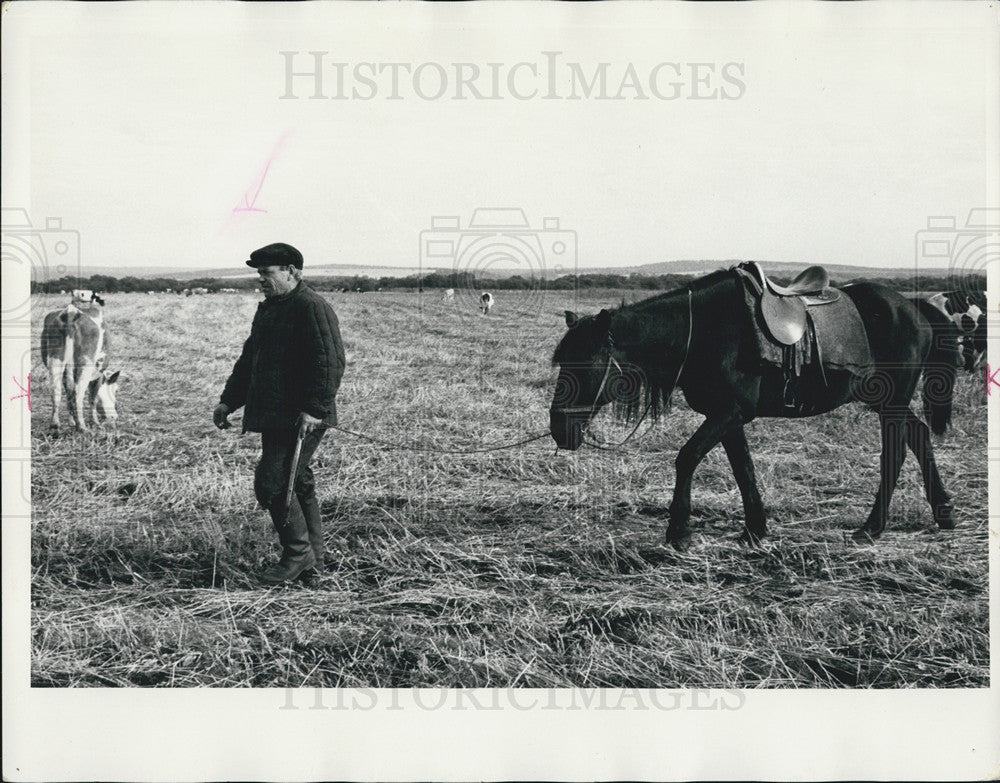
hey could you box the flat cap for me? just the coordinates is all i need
[246,243,304,269]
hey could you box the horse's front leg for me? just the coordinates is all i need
[721,425,767,545]
[666,414,738,550]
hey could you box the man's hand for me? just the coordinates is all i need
[213,403,232,430]
[297,412,323,435]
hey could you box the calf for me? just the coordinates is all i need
[480,291,494,316]
[40,293,120,434]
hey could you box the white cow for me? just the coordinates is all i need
[480,291,494,316]
[40,292,120,434]
[443,288,455,302]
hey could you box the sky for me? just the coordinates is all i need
[2,2,998,280]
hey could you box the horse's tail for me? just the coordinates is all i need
[915,298,959,435]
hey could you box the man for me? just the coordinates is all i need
[213,243,346,585]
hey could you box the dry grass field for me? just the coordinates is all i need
[30,288,988,688]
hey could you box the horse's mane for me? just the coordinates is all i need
[610,268,733,422]
[552,268,736,424]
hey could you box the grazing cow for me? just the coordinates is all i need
[480,291,494,316]
[443,288,455,302]
[923,291,985,371]
[40,292,120,434]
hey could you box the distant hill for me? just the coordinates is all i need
[618,259,951,281]
[42,263,435,281]
[40,259,952,281]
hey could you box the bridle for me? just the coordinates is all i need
[554,340,624,423]
[553,289,694,448]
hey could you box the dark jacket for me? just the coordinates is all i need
[220,282,345,432]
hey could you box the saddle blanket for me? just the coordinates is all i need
[740,282,874,378]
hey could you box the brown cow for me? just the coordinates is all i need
[40,292,120,434]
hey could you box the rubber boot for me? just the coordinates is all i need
[261,495,316,585]
[300,495,326,571]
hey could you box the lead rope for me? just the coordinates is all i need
[328,425,551,454]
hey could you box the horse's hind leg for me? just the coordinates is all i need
[854,411,907,541]
[722,426,767,544]
[902,408,955,530]
[666,414,737,549]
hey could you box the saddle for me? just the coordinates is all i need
[737,261,840,345]
[735,262,870,409]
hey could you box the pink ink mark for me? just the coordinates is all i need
[987,363,999,396]
[232,130,294,215]
[11,373,31,411]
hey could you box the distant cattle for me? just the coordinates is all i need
[41,294,119,434]
[480,291,494,316]
[72,289,102,306]
[443,288,455,302]
[191,287,209,295]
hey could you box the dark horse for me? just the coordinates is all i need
[549,269,960,548]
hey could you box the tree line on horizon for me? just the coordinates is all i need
[31,270,985,295]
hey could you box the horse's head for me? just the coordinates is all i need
[550,308,620,450]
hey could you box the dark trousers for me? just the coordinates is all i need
[254,427,327,511]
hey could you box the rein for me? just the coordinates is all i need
[578,288,694,451]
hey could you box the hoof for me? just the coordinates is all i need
[666,532,693,552]
[934,505,956,530]
[851,527,880,544]
[737,529,765,547]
